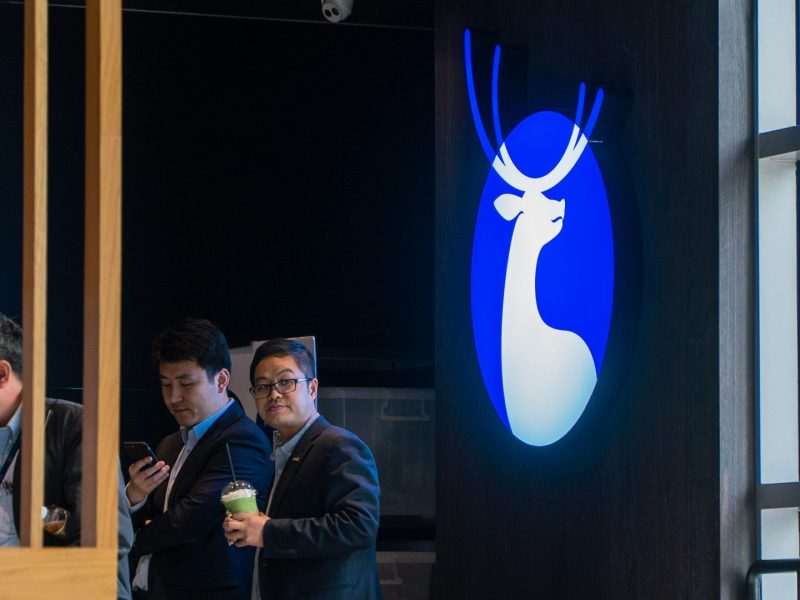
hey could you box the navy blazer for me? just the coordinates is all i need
[130,401,271,599]
[259,415,382,600]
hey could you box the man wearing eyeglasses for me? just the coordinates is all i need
[223,338,382,600]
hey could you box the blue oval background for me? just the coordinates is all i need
[470,110,614,438]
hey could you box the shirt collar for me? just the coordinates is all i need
[181,398,234,447]
[272,412,320,460]
[6,403,22,439]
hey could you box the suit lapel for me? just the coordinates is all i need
[270,416,328,516]
[163,402,244,504]
[11,403,52,536]
[151,432,183,511]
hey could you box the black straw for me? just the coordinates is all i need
[225,442,237,481]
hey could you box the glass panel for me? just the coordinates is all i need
[760,509,799,599]
[759,158,799,483]
[318,387,435,518]
[758,0,797,132]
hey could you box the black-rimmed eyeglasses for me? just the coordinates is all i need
[249,378,312,399]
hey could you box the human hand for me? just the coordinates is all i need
[126,458,170,505]
[223,512,269,548]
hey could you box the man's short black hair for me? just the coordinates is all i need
[249,338,315,385]
[152,318,231,381]
[0,313,23,375]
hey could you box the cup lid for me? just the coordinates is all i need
[221,480,255,494]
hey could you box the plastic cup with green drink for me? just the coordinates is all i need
[221,480,258,515]
[221,442,258,548]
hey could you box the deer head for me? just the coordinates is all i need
[464,29,603,246]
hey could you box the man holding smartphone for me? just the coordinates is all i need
[127,318,271,600]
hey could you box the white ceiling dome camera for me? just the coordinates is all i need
[321,0,353,23]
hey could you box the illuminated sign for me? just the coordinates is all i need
[465,29,614,446]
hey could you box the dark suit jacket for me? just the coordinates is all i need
[12,398,83,545]
[130,401,271,600]
[259,416,382,600]
[12,398,135,599]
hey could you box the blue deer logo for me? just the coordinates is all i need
[465,29,614,446]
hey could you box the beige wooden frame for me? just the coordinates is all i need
[0,0,122,597]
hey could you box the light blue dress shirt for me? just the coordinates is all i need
[266,412,319,515]
[0,403,23,547]
[252,412,319,600]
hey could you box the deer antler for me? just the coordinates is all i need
[464,29,499,166]
[527,84,603,192]
[464,29,604,194]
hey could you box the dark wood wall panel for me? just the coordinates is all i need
[434,0,755,598]
[718,0,757,598]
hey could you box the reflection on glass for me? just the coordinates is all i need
[758,0,797,132]
[758,159,798,484]
[760,509,799,599]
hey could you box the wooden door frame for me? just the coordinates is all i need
[1,0,122,597]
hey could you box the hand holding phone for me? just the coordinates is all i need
[124,442,170,505]
[123,441,159,468]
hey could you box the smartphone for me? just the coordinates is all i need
[123,441,159,468]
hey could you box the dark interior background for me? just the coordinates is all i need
[0,1,434,446]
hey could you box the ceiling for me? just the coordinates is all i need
[45,0,434,30]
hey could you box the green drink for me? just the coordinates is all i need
[221,480,258,514]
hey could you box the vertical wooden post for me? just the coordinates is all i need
[82,0,122,549]
[20,0,48,549]
[2,1,120,594]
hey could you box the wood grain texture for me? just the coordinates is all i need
[5,1,121,595]
[20,0,48,550]
[718,0,757,598]
[0,548,116,599]
[434,0,756,597]
[82,0,122,551]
